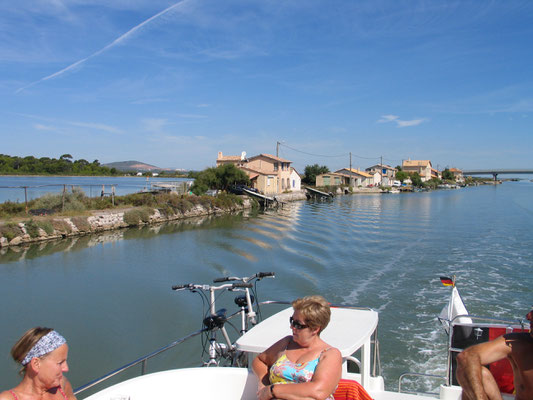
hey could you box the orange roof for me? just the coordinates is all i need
[240,166,271,176]
[449,168,462,172]
[335,168,372,178]
[248,154,292,163]
[217,155,242,161]
[403,159,431,167]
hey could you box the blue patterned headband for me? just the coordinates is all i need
[21,331,67,366]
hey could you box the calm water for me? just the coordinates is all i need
[0,176,190,203]
[1,182,532,396]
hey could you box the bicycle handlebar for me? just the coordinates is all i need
[213,271,275,283]
[172,282,253,291]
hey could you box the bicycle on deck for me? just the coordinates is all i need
[172,271,275,367]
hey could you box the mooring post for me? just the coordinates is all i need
[24,186,28,214]
[492,173,498,181]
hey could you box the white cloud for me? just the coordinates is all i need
[142,118,168,132]
[33,123,56,131]
[68,121,123,134]
[378,115,399,123]
[15,0,192,93]
[377,114,427,128]
[177,113,207,119]
[396,118,426,127]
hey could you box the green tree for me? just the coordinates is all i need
[442,168,454,181]
[395,170,409,183]
[302,164,330,185]
[410,172,423,187]
[191,164,250,195]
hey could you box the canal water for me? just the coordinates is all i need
[0,182,531,395]
[0,176,191,203]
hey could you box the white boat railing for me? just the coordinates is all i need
[443,314,527,386]
[74,328,206,395]
[398,372,446,396]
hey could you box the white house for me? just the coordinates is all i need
[289,168,301,191]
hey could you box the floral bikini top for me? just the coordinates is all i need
[9,388,68,400]
[269,347,334,400]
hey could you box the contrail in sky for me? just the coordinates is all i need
[16,0,190,94]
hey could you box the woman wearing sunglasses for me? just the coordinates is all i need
[253,295,342,400]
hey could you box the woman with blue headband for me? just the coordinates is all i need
[0,327,76,400]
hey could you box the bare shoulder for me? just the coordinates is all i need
[261,335,291,363]
[323,346,342,359]
[0,391,14,400]
[62,377,77,400]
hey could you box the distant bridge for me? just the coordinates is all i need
[462,169,533,180]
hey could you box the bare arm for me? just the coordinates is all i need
[456,336,511,400]
[253,336,291,390]
[257,347,342,400]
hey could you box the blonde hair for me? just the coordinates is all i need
[11,327,53,374]
[292,295,331,333]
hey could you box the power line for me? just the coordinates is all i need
[279,142,348,158]
[279,142,383,161]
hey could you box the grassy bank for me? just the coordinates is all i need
[0,189,257,246]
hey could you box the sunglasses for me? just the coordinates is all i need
[289,316,309,330]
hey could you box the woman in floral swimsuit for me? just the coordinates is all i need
[253,295,342,400]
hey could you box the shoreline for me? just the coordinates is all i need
[0,191,308,248]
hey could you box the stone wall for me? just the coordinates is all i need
[0,198,254,248]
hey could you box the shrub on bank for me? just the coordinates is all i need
[31,187,88,213]
[123,207,155,226]
[51,219,73,234]
[0,190,247,222]
[0,222,23,241]
[0,201,26,218]
[71,216,91,232]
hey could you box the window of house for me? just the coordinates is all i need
[292,179,295,188]
[274,163,278,171]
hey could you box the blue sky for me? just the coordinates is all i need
[1,1,532,172]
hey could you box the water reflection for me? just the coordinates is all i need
[0,211,257,264]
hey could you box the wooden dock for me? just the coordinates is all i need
[241,188,278,207]
[304,186,334,199]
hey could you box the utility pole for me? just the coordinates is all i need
[276,141,280,158]
[380,155,383,185]
[349,152,353,188]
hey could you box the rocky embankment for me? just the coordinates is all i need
[0,191,309,248]
[0,198,255,248]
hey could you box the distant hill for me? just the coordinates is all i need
[103,160,172,172]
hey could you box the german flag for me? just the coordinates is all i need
[440,276,454,286]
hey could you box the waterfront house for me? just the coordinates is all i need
[402,159,433,182]
[216,151,247,167]
[334,168,373,187]
[449,168,464,182]
[289,167,302,191]
[315,172,346,187]
[215,152,295,195]
[365,164,397,186]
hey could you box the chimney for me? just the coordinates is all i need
[218,151,222,159]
